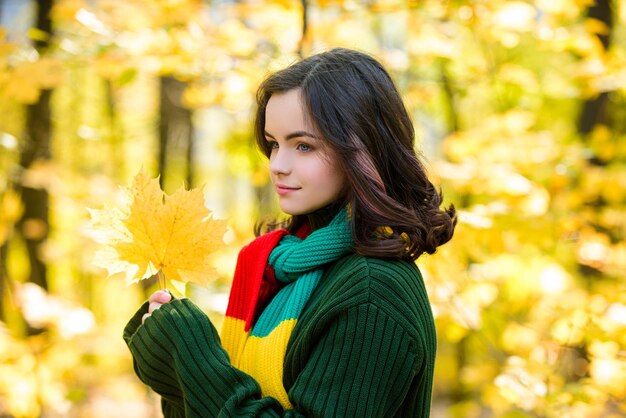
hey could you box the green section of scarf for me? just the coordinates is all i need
[251,207,353,337]
[221,206,353,408]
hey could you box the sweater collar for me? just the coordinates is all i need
[306,199,346,231]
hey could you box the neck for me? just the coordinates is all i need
[307,200,345,231]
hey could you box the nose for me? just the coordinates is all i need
[269,148,291,176]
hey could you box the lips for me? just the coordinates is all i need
[275,184,300,196]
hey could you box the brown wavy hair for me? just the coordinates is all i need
[254,48,456,261]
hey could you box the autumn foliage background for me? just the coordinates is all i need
[1,0,626,417]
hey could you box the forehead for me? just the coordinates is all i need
[266,88,302,110]
[265,89,313,131]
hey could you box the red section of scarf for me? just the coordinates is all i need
[225,224,311,332]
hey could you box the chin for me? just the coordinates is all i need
[279,205,313,216]
[281,209,305,216]
[282,208,327,217]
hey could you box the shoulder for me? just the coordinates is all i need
[324,253,426,298]
[312,254,435,334]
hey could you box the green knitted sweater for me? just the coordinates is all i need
[123,254,436,417]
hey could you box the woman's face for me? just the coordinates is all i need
[264,88,346,216]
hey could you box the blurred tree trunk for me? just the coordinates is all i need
[577,0,613,243]
[17,0,54,292]
[104,79,125,180]
[298,0,309,57]
[0,243,7,319]
[0,1,3,319]
[573,0,614,383]
[440,60,459,135]
[578,0,613,141]
[158,76,194,190]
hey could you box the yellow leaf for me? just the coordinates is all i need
[88,171,227,289]
[0,59,64,104]
[491,2,537,32]
[51,0,88,23]
[215,19,257,57]
[27,28,50,43]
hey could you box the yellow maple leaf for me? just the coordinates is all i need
[88,171,227,292]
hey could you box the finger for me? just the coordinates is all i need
[149,289,172,304]
[142,313,150,324]
[148,291,160,304]
[155,289,173,303]
[148,301,162,314]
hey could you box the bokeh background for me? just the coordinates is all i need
[1,0,626,417]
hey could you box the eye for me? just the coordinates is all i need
[267,140,279,150]
[296,143,312,152]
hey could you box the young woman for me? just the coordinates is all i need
[124,48,456,417]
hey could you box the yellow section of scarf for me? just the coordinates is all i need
[222,316,296,409]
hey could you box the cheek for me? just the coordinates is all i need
[321,163,346,194]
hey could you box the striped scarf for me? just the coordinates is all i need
[221,208,353,408]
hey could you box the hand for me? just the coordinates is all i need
[142,289,173,324]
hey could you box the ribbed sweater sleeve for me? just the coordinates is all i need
[123,255,435,417]
[123,299,284,417]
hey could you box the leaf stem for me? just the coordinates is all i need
[157,269,166,290]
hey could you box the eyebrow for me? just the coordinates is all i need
[264,130,318,141]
